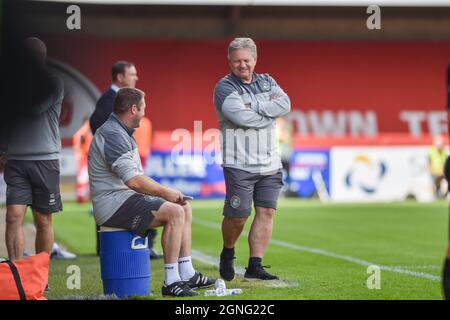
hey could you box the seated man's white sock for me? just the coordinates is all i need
[178,256,196,280]
[164,263,181,285]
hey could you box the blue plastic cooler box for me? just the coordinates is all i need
[99,227,151,298]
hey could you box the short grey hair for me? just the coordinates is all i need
[227,37,257,60]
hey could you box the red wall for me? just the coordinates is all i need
[46,37,450,135]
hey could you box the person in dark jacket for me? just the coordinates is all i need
[90,61,138,135]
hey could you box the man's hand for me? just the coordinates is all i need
[162,187,184,204]
[0,155,7,173]
[125,175,187,205]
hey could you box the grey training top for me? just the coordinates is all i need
[88,113,144,225]
[6,75,64,160]
[213,72,291,174]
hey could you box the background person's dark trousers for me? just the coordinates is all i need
[147,228,163,259]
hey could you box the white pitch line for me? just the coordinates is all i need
[192,218,441,282]
[383,265,441,269]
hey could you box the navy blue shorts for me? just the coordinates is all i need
[4,159,62,213]
[103,193,165,237]
[222,167,283,218]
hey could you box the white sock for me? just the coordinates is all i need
[164,263,181,285]
[178,256,196,280]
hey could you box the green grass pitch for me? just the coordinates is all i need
[41,199,448,300]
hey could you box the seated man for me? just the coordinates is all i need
[88,87,215,297]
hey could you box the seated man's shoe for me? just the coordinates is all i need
[149,249,163,260]
[186,272,216,289]
[161,281,199,297]
[244,265,279,280]
[50,243,77,260]
[219,253,236,281]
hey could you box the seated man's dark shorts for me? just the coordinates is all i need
[4,159,62,213]
[223,167,283,218]
[103,193,166,237]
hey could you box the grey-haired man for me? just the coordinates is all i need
[213,37,291,281]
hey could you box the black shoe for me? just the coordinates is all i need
[150,249,163,260]
[219,253,236,281]
[161,281,199,297]
[244,265,279,280]
[186,272,216,289]
[44,284,50,292]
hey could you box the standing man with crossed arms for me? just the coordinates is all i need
[213,38,291,281]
